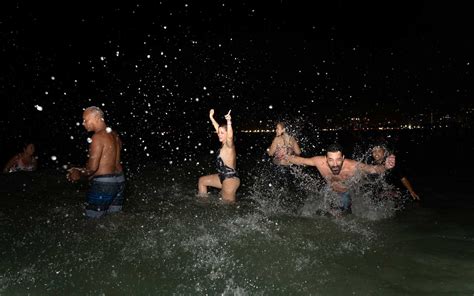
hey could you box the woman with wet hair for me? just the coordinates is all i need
[197,109,240,203]
[3,143,38,173]
[268,122,301,165]
[267,122,303,208]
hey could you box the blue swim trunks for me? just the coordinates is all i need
[338,191,352,213]
[86,173,126,218]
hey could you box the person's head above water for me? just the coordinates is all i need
[371,145,388,164]
[20,143,35,156]
[326,143,344,175]
[275,122,286,137]
[218,123,228,143]
[82,106,106,132]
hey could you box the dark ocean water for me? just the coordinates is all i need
[1,129,473,294]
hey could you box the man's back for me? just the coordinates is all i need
[92,130,122,176]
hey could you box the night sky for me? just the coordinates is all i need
[1,1,473,166]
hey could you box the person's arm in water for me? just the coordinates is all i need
[3,154,19,173]
[67,134,103,181]
[224,110,234,148]
[357,154,396,174]
[401,176,420,200]
[209,109,219,134]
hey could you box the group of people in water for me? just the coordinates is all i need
[3,106,419,218]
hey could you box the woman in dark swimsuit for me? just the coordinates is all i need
[198,109,240,203]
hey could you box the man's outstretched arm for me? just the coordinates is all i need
[287,155,320,167]
[358,154,396,174]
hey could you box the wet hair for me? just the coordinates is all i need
[372,144,386,152]
[218,122,228,131]
[327,143,343,154]
[276,122,286,129]
[85,106,104,119]
[372,145,392,159]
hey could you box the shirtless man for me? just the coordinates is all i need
[67,106,125,218]
[288,143,395,214]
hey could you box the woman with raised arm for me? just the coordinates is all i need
[198,109,240,203]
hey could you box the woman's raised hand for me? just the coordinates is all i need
[224,110,231,121]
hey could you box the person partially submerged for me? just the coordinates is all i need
[67,106,125,218]
[3,143,38,173]
[268,122,301,166]
[288,143,395,215]
[198,109,240,203]
[267,121,304,207]
[369,144,420,201]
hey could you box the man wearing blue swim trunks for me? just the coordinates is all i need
[67,106,125,218]
[288,143,396,215]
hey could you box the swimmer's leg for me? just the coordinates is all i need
[221,177,240,203]
[198,174,222,197]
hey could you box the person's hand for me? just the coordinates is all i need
[385,154,396,169]
[224,110,231,121]
[67,168,82,182]
[285,154,295,163]
[410,191,420,201]
[209,109,215,118]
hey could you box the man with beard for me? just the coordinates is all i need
[288,143,395,214]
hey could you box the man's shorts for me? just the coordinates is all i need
[86,173,126,218]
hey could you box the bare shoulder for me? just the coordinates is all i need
[91,131,110,145]
[91,131,105,141]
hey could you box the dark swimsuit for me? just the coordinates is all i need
[216,151,239,183]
